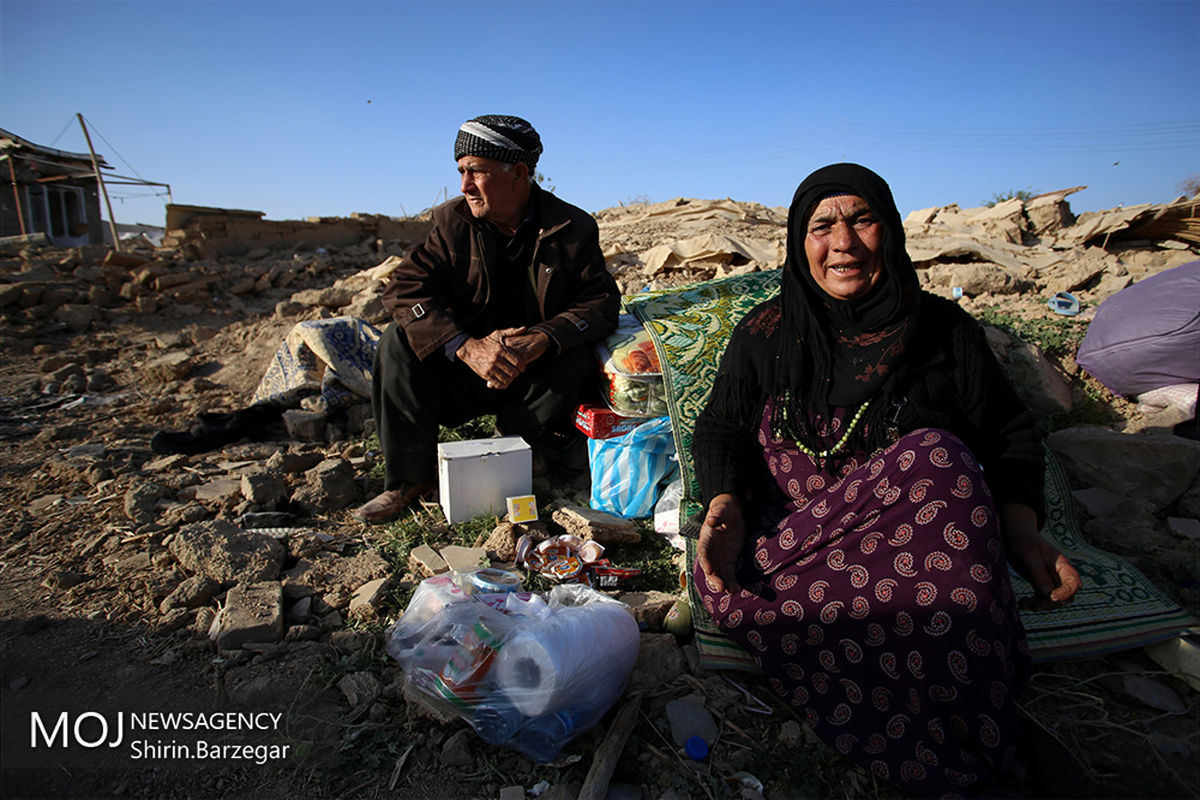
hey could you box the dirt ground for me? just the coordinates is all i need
[1,229,1198,800]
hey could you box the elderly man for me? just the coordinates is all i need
[355,115,620,523]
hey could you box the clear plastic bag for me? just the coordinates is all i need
[386,576,639,762]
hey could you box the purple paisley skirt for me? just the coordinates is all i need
[694,408,1032,798]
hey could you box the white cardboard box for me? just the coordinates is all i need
[437,436,532,525]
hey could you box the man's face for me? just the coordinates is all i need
[457,155,528,228]
[803,194,885,302]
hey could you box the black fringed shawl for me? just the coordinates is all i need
[692,163,1045,523]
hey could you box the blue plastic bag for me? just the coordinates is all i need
[587,416,677,518]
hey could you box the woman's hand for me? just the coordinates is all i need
[697,493,746,595]
[1000,503,1081,611]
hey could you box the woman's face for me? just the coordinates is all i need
[803,194,885,301]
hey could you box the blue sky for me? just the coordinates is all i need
[2,1,1197,227]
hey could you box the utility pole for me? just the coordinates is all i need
[77,113,121,252]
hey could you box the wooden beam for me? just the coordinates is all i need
[578,692,643,800]
[76,113,121,252]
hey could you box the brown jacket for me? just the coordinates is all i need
[381,186,620,360]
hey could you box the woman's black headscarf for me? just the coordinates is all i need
[772,163,922,458]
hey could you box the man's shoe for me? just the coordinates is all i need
[353,482,434,524]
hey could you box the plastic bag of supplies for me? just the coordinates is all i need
[586,416,676,518]
[386,572,639,762]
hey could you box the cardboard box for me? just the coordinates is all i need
[575,403,642,439]
[437,437,532,525]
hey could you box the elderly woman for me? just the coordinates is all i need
[693,163,1080,798]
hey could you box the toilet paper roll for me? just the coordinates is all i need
[492,599,638,717]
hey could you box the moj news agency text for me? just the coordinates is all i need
[29,710,291,764]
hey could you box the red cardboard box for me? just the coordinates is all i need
[575,403,641,440]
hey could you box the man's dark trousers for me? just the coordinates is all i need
[371,323,596,490]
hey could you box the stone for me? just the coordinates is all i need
[1167,517,1200,540]
[193,477,242,504]
[240,467,287,506]
[291,457,357,513]
[105,551,153,573]
[665,695,719,747]
[283,548,389,595]
[169,518,285,584]
[1047,427,1200,512]
[287,595,313,621]
[1045,255,1110,294]
[329,629,373,655]
[1071,487,1126,519]
[124,481,167,523]
[28,494,63,514]
[144,351,193,383]
[216,581,284,650]
[266,449,324,474]
[551,505,642,544]
[348,577,390,617]
[619,591,679,631]
[408,544,449,577]
[499,787,525,800]
[54,303,97,333]
[778,719,804,748]
[337,671,381,708]
[484,521,549,562]
[283,409,327,442]
[290,286,356,309]
[1002,341,1072,415]
[438,544,486,573]
[284,624,321,642]
[158,608,192,633]
[628,633,686,693]
[143,454,189,473]
[929,262,1024,296]
[192,606,216,636]
[160,574,221,612]
[439,728,474,767]
[1091,273,1133,304]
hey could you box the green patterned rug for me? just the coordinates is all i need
[624,270,1198,667]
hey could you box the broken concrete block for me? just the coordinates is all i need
[348,577,390,617]
[194,477,242,504]
[124,481,167,523]
[551,505,642,544]
[282,549,389,595]
[439,544,486,573]
[216,581,283,650]
[240,467,287,506]
[283,409,327,442]
[144,351,193,383]
[290,457,357,514]
[169,518,285,584]
[1048,428,1200,512]
[1167,517,1200,540]
[408,544,448,577]
[160,574,221,612]
[337,671,380,708]
[618,590,679,631]
[484,521,549,562]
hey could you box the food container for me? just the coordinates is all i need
[596,314,668,418]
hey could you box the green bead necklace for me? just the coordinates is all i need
[794,399,870,460]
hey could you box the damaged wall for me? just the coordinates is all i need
[162,204,433,260]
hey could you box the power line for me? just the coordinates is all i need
[80,114,147,180]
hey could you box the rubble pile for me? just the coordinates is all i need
[0,214,433,336]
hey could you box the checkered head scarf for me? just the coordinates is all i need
[454,115,542,171]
